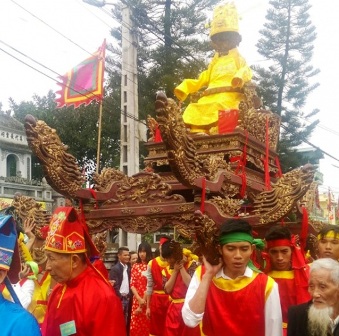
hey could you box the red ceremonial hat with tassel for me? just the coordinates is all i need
[159,236,170,246]
[45,206,99,257]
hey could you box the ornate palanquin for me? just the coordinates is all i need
[18,79,323,261]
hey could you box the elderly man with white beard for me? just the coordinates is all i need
[287,258,339,336]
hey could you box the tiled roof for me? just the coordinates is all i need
[0,112,24,132]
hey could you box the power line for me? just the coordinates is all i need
[4,1,338,146]
[0,37,140,109]
[10,0,92,56]
[0,43,145,125]
[9,0,139,87]
[82,1,339,143]
[76,0,114,30]
[0,46,58,86]
[0,39,60,78]
[280,123,339,163]
[0,45,101,101]
[3,1,140,92]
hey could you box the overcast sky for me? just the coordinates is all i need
[0,0,338,196]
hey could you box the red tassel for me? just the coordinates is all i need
[275,156,283,178]
[200,177,206,214]
[154,126,162,142]
[231,131,248,198]
[300,207,309,252]
[239,173,246,198]
[88,188,98,209]
[79,189,98,228]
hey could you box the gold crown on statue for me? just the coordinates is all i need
[209,2,239,36]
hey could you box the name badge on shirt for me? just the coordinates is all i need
[60,320,77,336]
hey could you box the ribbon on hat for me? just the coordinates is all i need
[159,237,169,246]
[264,235,310,304]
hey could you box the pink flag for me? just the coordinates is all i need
[55,40,106,108]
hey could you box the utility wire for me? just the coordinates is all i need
[0,38,138,99]
[4,1,339,151]
[0,41,141,117]
[94,0,207,66]
[76,0,114,29]
[10,0,139,86]
[10,0,92,55]
[0,43,145,125]
[0,39,60,78]
[280,123,339,163]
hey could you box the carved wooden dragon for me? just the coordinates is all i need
[23,90,315,238]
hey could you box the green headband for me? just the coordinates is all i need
[26,261,39,280]
[219,232,254,245]
[219,232,264,273]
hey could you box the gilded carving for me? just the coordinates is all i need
[11,194,51,239]
[21,87,316,243]
[121,209,135,215]
[147,207,163,214]
[253,164,315,224]
[210,196,242,217]
[24,115,85,198]
[93,168,127,193]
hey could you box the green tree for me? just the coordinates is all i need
[9,0,220,180]
[254,0,321,171]
[107,0,221,119]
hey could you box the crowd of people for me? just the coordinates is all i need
[2,206,339,335]
[1,1,336,334]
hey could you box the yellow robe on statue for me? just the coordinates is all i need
[174,48,252,130]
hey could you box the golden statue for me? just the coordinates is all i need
[174,2,252,134]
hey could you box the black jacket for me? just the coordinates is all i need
[288,300,339,336]
[109,262,131,299]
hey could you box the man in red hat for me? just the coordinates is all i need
[145,236,170,336]
[264,226,310,336]
[0,215,41,335]
[41,207,126,336]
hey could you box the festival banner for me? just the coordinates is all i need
[55,40,106,108]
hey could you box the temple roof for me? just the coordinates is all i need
[0,112,24,132]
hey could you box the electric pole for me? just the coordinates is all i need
[83,0,141,249]
[119,2,141,248]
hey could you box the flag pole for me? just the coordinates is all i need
[96,39,106,174]
[96,101,103,173]
[54,39,106,174]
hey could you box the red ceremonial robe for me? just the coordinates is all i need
[41,265,126,336]
[163,262,200,336]
[149,257,170,336]
[268,270,311,335]
[202,268,274,336]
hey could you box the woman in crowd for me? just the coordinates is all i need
[130,242,153,336]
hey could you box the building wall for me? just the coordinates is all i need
[0,114,61,213]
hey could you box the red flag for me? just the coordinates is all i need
[55,40,106,108]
